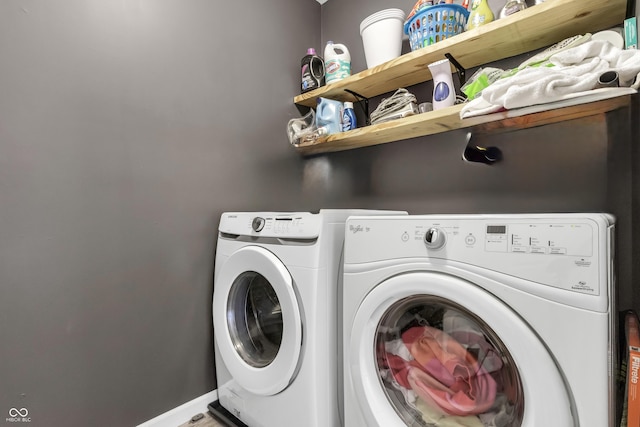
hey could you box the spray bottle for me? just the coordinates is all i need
[467,0,494,30]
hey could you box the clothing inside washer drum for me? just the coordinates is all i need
[376,299,523,426]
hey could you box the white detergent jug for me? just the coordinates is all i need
[324,41,351,84]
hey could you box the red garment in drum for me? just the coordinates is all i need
[383,326,497,416]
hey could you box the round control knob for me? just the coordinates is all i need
[252,217,265,232]
[424,227,446,249]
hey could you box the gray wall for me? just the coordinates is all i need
[0,1,319,426]
[1,0,638,426]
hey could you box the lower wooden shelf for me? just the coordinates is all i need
[294,91,636,156]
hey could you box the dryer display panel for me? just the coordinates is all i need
[227,271,283,368]
[484,222,593,256]
[375,296,524,426]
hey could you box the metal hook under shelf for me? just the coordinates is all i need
[462,132,502,165]
[444,53,467,86]
[344,89,371,126]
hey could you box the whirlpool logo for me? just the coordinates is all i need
[349,224,370,234]
[6,408,31,423]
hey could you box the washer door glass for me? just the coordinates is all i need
[348,272,574,426]
[376,295,523,426]
[227,271,283,368]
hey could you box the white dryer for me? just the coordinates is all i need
[213,209,405,427]
[343,214,616,427]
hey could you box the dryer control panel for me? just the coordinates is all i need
[427,221,593,257]
[482,222,592,256]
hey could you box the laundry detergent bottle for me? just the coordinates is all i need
[301,48,325,93]
[324,41,351,84]
[342,101,357,131]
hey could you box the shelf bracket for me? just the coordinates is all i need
[462,132,502,165]
[344,89,370,126]
[444,53,467,86]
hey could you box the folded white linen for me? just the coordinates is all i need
[461,39,640,118]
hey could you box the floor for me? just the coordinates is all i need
[178,411,227,427]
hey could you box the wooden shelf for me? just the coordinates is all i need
[294,93,634,156]
[293,0,627,108]
[292,0,630,156]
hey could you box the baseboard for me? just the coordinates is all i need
[137,390,218,427]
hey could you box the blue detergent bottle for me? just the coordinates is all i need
[342,102,357,131]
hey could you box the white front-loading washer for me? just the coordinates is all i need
[212,209,405,427]
[343,214,616,427]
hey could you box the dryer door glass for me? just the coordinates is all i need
[227,271,283,368]
[375,296,524,426]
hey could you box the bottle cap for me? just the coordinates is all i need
[307,48,316,55]
[344,101,354,109]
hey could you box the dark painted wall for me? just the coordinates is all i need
[0,1,319,426]
[1,0,638,425]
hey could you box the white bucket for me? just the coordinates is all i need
[360,8,406,69]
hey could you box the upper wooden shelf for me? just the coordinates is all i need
[293,0,628,108]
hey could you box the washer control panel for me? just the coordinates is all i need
[220,212,321,239]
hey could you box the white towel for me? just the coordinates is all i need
[461,39,640,118]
